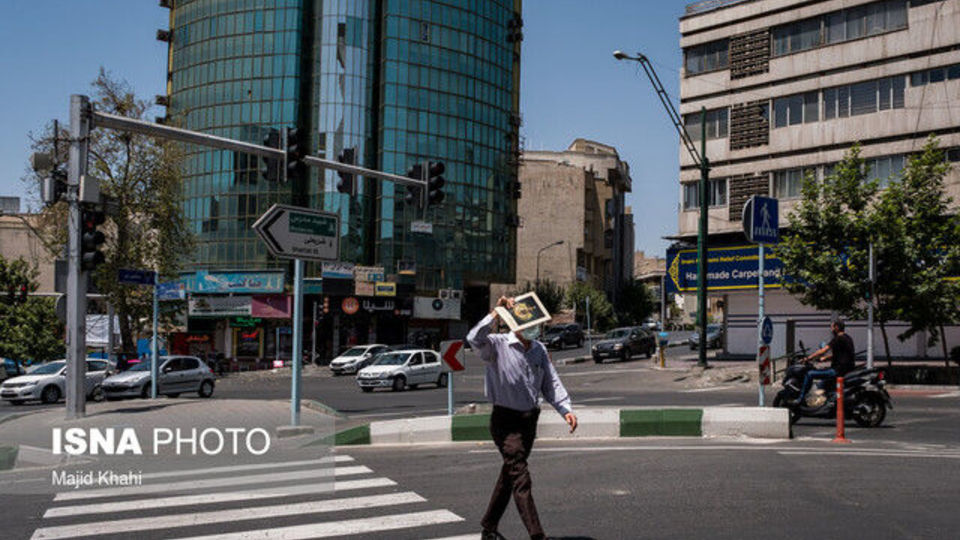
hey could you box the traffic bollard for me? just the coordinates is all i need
[832,376,851,444]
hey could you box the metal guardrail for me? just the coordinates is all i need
[685,0,752,15]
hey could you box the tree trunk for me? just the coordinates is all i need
[880,320,893,369]
[939,323,952,383]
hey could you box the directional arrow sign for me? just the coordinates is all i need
[441,340,465,372]
[253,204,340,262]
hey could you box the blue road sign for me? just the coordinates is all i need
[761,316,774,345]
[118,268,156,286]
[156,281,186,301]
[743,196,779,244]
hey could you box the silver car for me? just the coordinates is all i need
[0,359,112,405]
[102,356,215,399]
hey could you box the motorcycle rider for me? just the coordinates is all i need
[792,320,855,406]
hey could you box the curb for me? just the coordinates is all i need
[330,406,789,446]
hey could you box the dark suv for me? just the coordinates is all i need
[592,327,656,363]
[543,324,585,350]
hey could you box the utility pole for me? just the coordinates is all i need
[613,51,710,367]
[65,95,91,420]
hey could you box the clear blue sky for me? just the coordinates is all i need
[0,0,686,258]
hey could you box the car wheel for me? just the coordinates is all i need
[198,380,215,398]
[646,346,653,359]
[41,385,61,404]
[578,339,584,348]
[621,350,630,363]
[166,393,180,398]
[9,400,24,406]
[140,384,150,399]
[437,372,448,388]
[594,356,603,364]
[391,376,406,392]
[89,386,105,402]
[361,387,374,393]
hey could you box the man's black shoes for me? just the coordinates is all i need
[481,529,506,540]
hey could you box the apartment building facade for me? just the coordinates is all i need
[673,0,960,357]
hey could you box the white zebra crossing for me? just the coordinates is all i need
[33,454,468,540]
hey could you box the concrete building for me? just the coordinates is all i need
[672,0,960,357]
[0,199,56,293]
[491,139,634,305]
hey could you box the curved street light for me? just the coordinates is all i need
[536,240,565,285]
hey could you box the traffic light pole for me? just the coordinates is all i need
[66,95,91,420]
[696,108,709,368]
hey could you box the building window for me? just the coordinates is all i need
[772,1,907,57]
[684,39,729,75]
[685,108,729,141]
[865,154,906,187]
[823,76,904,119]
[910,63,960,86]
[773,91,819,128]
[773,168,813,199]
[682,178,726,210]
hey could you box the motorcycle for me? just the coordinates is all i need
[772,342,893,427]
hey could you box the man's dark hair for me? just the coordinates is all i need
[832,320,845,331]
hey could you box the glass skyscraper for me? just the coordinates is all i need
[164,0,522,297]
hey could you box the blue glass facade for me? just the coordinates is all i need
[168,0,521,291]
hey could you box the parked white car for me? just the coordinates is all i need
[356,349,447,392]
[329,344,388,375]
[101,356,215,400]
[0,359,112,405]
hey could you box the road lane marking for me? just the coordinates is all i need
[778,450,960,459]
[141,455,352,479]
[680,385,738,392]
[931,391,960,398]
[43,477,397,518]
[53,465,371,501]
[32,492,426,539]
[171,509,464,540]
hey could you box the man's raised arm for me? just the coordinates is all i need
[466,296,512,363]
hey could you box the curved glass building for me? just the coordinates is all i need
[166,0,521,300]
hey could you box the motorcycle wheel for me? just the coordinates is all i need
[852,393,886,428]
[772,391,800,426]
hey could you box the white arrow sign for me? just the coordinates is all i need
[252,204,340,262]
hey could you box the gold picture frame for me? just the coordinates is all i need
[494,292,551,332]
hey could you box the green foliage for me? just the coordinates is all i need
[0,256,63,363]
[616,279,656,326]
[508,280,566,315]
[24,70,193,353]
[871,137,960,347]
[778,144,877,320]
[565,282,615,331]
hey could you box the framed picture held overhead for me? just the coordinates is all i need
[495,292,551,332]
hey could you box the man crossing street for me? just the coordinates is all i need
[467,295,578,540]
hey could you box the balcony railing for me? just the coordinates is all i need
[685,0,752,16]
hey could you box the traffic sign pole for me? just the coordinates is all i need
[758,242,765,407]
[291,259,304,426]
[151,277,159,399]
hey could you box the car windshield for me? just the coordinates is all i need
[340,347,367,357]
[129,360,153,372]
[373,353,410,366]
[707,325,721,332]
[29,362,65,375]
[605,329,631,339]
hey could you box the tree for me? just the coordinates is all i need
[24,70,193,354]
[565,282,615,332]
[615,279,656,326]
[508,279,565,315]
[871,137,960,366]
[0,256,63,364]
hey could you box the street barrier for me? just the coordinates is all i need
[832,377,851,444]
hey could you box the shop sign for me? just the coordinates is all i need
[251,294,292,319]
[355,281,375,297]
[321,262,355,279]
[230,316,263,328]
[342,297,360,315]
[354,265,385,283]
[188,295,252,317]
[184,271,285,294]
[397,260,416,276]
[362,298,395,312]
[374,282,396,297]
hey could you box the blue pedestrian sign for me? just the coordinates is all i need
[118,268,156,286]
[760,316,774,345]
[742,196,779,244]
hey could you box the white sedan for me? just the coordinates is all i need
[0,359,112,404]
[329,344,388,375]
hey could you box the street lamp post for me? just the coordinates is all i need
[536,240,564,286]
[614,50,710,368]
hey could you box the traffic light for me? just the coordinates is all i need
[260,129,281,182]
[405,163,424,209]
[323,296,330,314]
[427,161,445,206]
[286,127,306,182]
[80,209,106,271]
[336,147,356,195]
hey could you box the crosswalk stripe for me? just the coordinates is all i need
[425,535,480,540]
[53,465,371,501]
[142,455,353,479]
[44,477,397,518]
[32,492,426,540]
[172,509,465,540]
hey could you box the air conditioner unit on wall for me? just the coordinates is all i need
[449,290,462,301]
[439,289,450,299]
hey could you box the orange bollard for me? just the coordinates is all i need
[832,376,851,444]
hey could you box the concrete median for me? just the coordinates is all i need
[334,406,789,445]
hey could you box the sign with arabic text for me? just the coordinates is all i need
[253,204,340,262]
[184,271,284,294]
